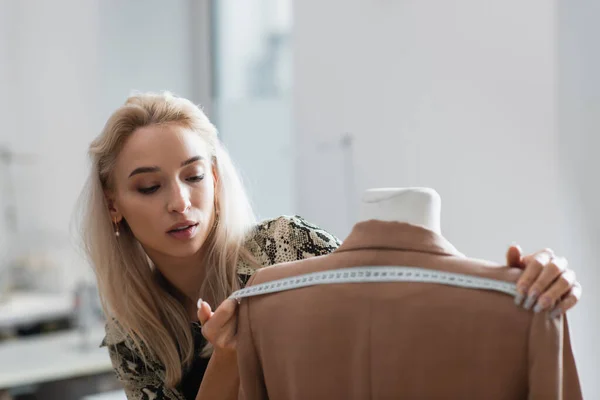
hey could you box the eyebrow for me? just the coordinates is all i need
[128,156,204,178]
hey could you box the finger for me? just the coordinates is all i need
[506,244,525,269]
[215,319,239,350]
[211,298,238,326]
[515,250,553,308]
[549,284,582,319]
[521,248,555,266]
[201,299,238,340]
[526,256,568,309]
[532,268,575,313]
[197,299,213,325]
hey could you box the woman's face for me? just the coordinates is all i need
[107,123,217,265]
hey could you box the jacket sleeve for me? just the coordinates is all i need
[527,313,582,400]
[103,338,183,400]
[237,273,268,400]
[561,318,583,399]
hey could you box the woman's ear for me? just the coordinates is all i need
[104,190,123,222]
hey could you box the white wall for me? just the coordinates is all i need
[214,0,295,219]
[294,0,598,397]
[216,0,264,101]
[0,0,17,272]
[97,0,196,122]
[558,0,600,395]
[216,98,295,220]
[0,0,101,290]
[294,0,562,256]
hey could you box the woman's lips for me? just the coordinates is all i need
[167,223,199,240]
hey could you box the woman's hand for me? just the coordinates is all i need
[195,299,240,400]
[506,245,582,318]
[197,298,239,354]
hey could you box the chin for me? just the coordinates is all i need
[167,244,203,259]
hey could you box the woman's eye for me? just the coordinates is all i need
[138,185,160,194]
[188,174,205,182]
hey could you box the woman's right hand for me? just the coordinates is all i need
[197,298,239,354]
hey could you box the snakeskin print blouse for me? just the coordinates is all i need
[101,215,341,400]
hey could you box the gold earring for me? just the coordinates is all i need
[114,218,120,237]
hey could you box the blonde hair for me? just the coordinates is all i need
[78,92,256,386]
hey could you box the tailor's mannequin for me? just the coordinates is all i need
[358,187,442,235]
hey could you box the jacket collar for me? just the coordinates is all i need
[336,220,463,257]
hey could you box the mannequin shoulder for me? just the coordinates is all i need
[244,215,342,267]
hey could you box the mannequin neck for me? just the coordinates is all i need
[358,187,442,235]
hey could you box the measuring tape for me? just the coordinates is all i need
[229,266,518,301]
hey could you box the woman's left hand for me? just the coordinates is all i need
[195,299,240,400]
[506,245,582,318]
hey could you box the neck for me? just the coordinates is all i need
[358,187,442,235]
[146,249,205,318]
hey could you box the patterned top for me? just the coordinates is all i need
[101,215,341,400]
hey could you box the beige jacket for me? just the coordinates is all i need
[237,220,582,400]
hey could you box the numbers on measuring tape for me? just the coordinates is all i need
[229,266,518,301]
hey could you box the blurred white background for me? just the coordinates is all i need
[0,0,597,398]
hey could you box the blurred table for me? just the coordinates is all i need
[0,324,111,389]
[82,390,127,400]
[0,291,73,330]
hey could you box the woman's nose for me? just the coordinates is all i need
[167,184,191,213]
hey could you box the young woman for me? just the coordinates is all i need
[80,92,581,400]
